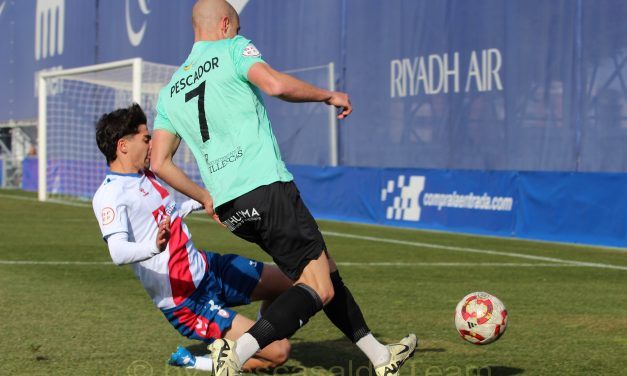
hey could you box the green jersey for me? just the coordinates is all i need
[154,35,293,207]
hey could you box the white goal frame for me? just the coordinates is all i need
[37,58,338,202]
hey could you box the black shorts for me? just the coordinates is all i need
[215,181,327,280]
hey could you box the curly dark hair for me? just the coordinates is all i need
[95,103,147,165]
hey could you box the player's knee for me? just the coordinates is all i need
[317,283,335,305]
[306,277,334,305]
[265,339,290,368]
[274,339,291,366]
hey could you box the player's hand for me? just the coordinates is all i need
[156,215,171,252]
[325,92,352,119]
[202,194,225,228]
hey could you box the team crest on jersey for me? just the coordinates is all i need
[242,44,260,57]
[102,207,115,225]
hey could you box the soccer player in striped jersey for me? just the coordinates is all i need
[150,1,417,375]
[92,104,292,372]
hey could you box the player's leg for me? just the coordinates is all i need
[210,183,332,374]
[209,251,299,372]
[223,314,290,371]
[210,182,418,375]
[323,254,418,375]
[275,210,417,375]
[166,313,291,372]
[248,262,293,317]
[161,300,234,373]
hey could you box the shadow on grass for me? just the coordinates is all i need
[187,338,522,375]
[472,366,525,375]
[189,337,448,375]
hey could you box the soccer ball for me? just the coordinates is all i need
[454,292,508,345]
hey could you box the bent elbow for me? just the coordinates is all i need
[109,254,127,266]
[265,81,287,97]
[149,160,162,176]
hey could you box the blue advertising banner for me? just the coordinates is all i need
[292,165,517,238]
[96,0,195,65]
[515,172,627,246]
[291,165,627,248]
[6,0,97,120]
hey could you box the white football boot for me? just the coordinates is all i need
[374,334,418,376]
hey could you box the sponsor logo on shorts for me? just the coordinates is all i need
[102,207,115,225]
[205,147,243,174]
[223,208,261,232]
[207,299,222,311]
[218,309,230,319]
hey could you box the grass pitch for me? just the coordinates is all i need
[1,189,626,376]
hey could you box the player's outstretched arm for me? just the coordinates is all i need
[247,62,352,119]
[106,231,164,265]
[150,129,222,224]
[105,215,170,265]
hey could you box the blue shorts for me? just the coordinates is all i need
[161,252,264,343]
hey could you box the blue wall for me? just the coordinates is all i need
[292,165,627,248]
[4,0,627,172]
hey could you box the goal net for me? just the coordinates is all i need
[38,58,202,204]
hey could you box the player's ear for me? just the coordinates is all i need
[118,138,127,154]
[220,16,229,37]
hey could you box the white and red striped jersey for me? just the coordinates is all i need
[92,169,207,309]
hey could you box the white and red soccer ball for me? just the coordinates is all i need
[454,292,508,345]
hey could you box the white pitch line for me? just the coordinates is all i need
[0,260,589,268]
[2,193,626,271]
[0,193,91,208]
[335,262,583,267]
[0,260,112,265]
[322,231,627,271]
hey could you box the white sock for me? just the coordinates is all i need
[356,333,390,366]
[192,356,213,371]
[235,333,260,364]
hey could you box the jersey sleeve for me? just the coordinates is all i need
[92,186,130,239]
[153,92,178,135]
[106,232,160,265]
[231,35,266,81]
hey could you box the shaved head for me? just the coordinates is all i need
[192,0,239,41]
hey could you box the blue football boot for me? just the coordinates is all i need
[168,346,196,368]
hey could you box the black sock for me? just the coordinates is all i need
[323,270,370,342]
[247,283,323,349]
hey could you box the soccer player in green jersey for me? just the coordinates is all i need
[150,1,417,375]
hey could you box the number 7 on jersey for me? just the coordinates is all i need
[185,81,210,142]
